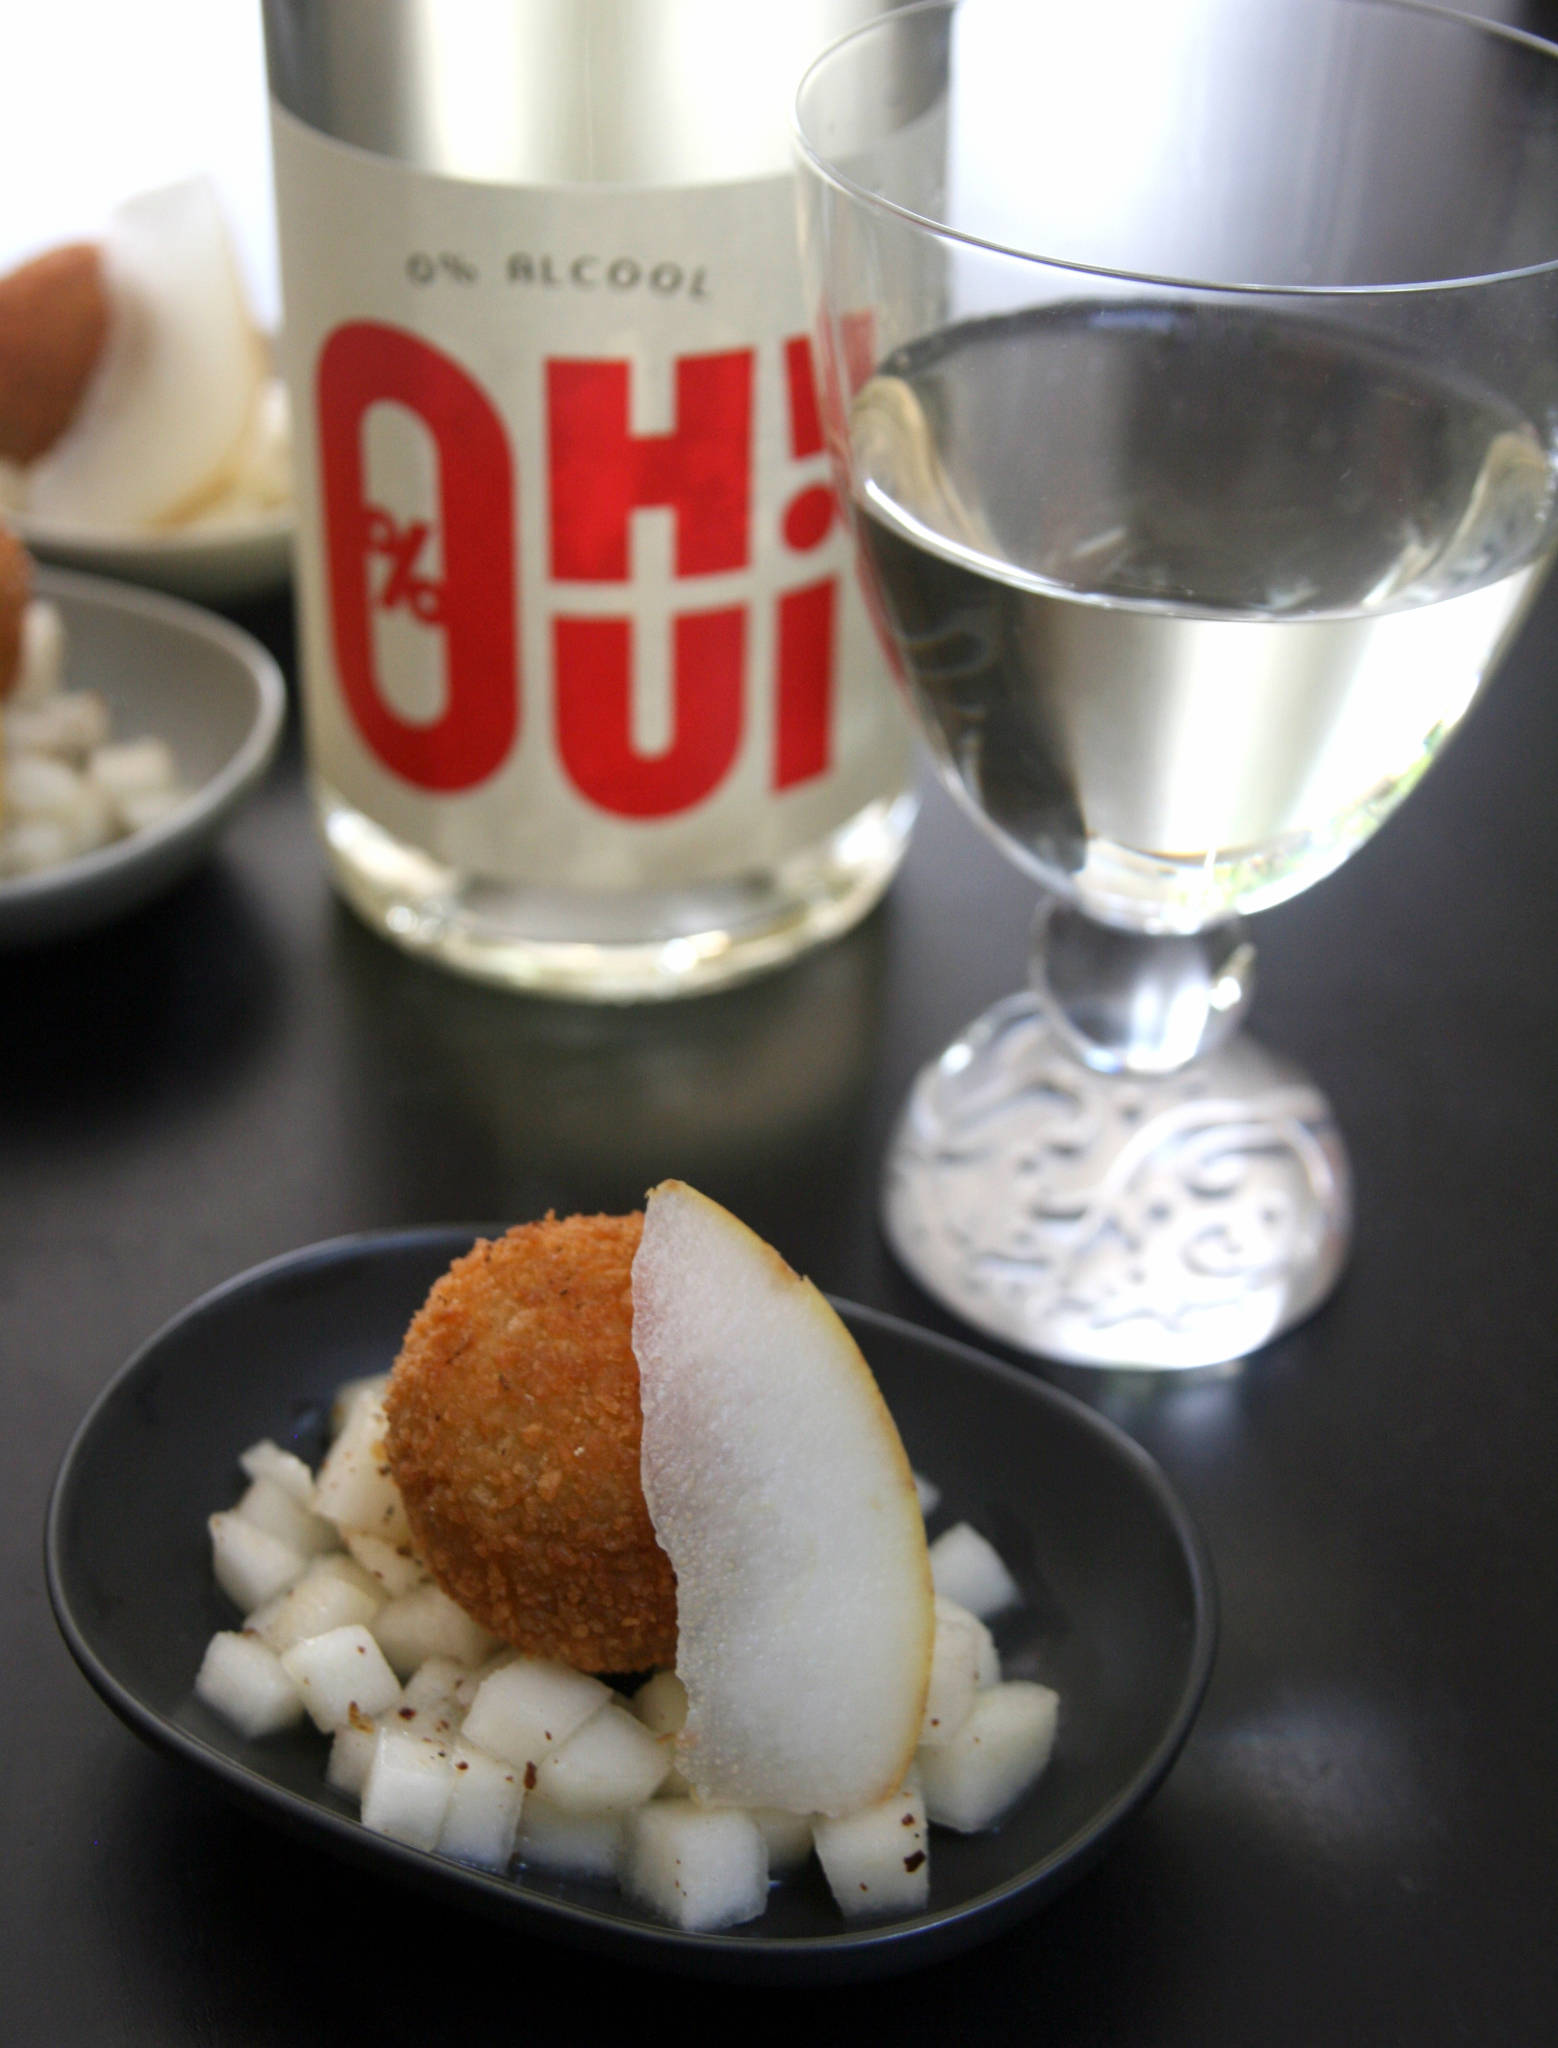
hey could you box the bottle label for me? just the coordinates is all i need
[270,104,910,889]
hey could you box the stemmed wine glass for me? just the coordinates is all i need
[794,0,1558,1367]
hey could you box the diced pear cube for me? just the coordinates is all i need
[245,1558,382,1653]
[116,788,183,833]
[6,754,108,851]
[208,1509,307,1613]
[313,1395,411,1544]
[280,1624,402,1733]
[749,1807,816,1874]
[928,1522,1022,1618]
[967,1606,1001,1689]
[3,690,110,762]
[622,1802,769,1932]
[515,1797,624,1880]
[345,1529,430,1598]
[439,1741,525,1870]
[361,1724,454,1850]
[403,1656,470,1712]
[453,1650,518,1710]
[933,1595,1002,1689]
[238,1439,316,1507]
[814,1771,929,1918]
[631,1671,691,1791]
[460,1658,610,1772]
[303,1552,384,1602]
[328,1702,459,1800]
[235,1474,339,1557]
[89,737,177,803]
[402,1699,465,1746]
[919,1599,988,1748]
[914,1472,942,1517]
[370,1583,499,1677]
[917,1681,1059,1831]
[629,1669,687,1737]
[532,1702,672,1813]
[194,1630,304,1738]
[326,1714,379,1800]
[14,599,65,701]
[329,1373,388,1438]
[3,818,72,873]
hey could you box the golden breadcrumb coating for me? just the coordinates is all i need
[0,243,110,465]
[383,1212,677,1674]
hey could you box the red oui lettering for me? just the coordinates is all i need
[315,328,849,817]
[555,609,746,818]
[317,321,518,791]
[546,349,754,817]
[548,350,752,579]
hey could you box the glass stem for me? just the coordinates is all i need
[1030,897,1257,1077]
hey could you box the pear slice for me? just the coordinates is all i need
[632,1180,934,1817]
[26,178,263,530]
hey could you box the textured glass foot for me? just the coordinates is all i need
[883,991,1351,1368]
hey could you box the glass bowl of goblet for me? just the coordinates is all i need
[795,0,1558,1367]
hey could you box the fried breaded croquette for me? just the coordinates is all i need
[0,522,30,701]
[383,1212,678,1675]
[0,242,111,465]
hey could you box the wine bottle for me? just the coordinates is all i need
[262,0,915,997]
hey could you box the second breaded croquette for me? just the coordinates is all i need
[0,523,30,701]
[0,243,111,465]
[383,1212,678,1675]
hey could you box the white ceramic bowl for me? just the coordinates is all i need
[15,504,293,605]
[0,566,287,945]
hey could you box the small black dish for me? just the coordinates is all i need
[46,1227,1216,1984]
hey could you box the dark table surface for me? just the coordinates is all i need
[3,554,1555,2046]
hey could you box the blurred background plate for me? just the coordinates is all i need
[14,498,292,606]
[0,565,286,945]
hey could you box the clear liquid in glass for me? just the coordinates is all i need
[854,301,1555,931]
